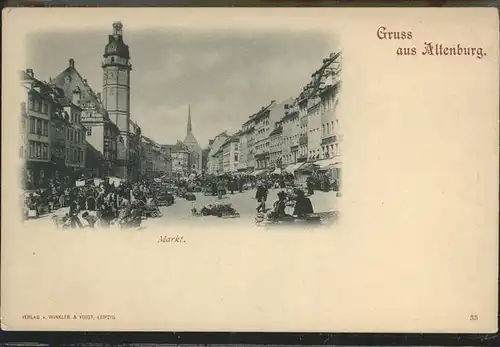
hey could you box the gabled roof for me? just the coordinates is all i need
[52,66,109,118]
[183,132,201,149]
[221,135,240,147]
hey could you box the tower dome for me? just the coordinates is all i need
[104,21,130,59]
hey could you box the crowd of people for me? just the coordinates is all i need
[22,168,339,227]
[23,176,175,228]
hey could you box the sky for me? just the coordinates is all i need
[26,26,337,147]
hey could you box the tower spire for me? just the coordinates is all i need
[187,104,192,135]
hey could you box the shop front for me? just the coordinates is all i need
[23,160,55,190]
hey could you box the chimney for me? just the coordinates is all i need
[26,69,34,78]
[69,59,75,68]
[96,92,101,101]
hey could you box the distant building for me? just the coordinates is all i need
[207,131,230,174]
[140,136,169,179]
[269,121,283,170]
[161,141,190,176]
[282,101,300,167]
[221,135,240,173]
[252,99,291,171]
[238,117,255,172]
[201,146,210,172]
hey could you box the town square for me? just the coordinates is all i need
[20,21,342,230]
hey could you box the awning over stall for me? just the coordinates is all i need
[296,162,319,173]
[251,169,268,177]
[271,167,282,175]
[315,158,339,170]
[284,163,303,173]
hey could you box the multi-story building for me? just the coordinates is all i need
[162,141,190,176]
[269,121,283,171]
[20,69,53,189]
[20,69,89,188]
[238,117,256,172]
[282,102,300,168]
[140,136,154,179]
[307,96,322,162]
[59,96,86,174]
[206,131,230,174]
[253,99,291,171]
[129,120,142,180]
[141,136,169,179]
[221,135,240,173]
[53,58,119,177]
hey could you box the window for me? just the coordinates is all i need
[36,142,41,158]
[29,117,35,133]
[42,120,48,137]
[42,143,48,160]
[36,119,42,134]
[35,100,41,112]
[29,142,34,158]
[29,97,34,110]
[87,127,92,136]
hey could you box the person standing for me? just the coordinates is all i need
[306,175,315,196]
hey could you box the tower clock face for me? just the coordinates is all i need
[108,71,115,79]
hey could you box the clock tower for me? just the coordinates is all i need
[102,21,132,178]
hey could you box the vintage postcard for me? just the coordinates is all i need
[1,7,498,332]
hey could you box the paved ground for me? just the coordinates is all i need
[23,188,339,230]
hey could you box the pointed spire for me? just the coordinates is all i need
[187,104,192,135]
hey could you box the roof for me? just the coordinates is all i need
[221,135,240,147]
[52,65,111,121]
[214,130,230,139]
[183,132,201,149]
[251,100,275,122]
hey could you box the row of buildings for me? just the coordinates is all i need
[20,21,203,190]
[205,52,342,182]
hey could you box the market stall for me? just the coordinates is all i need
[294,162,319,186]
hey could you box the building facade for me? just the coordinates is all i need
[252,99,291,170]
[221,136,240,173]
[52,58,119,178]
[20,69,90,188]
[162,142,190,176]
[269,122,283,170]
[60,98,86,173]
[140,136,169,179]
[282,103,300,166]
[307,96,322,162]
[20,70,54,189]
[207,131,230,174]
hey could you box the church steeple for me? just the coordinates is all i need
[187,104,192,135]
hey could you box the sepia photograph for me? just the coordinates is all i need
[2,8,498,333]
[19,21,342,231]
